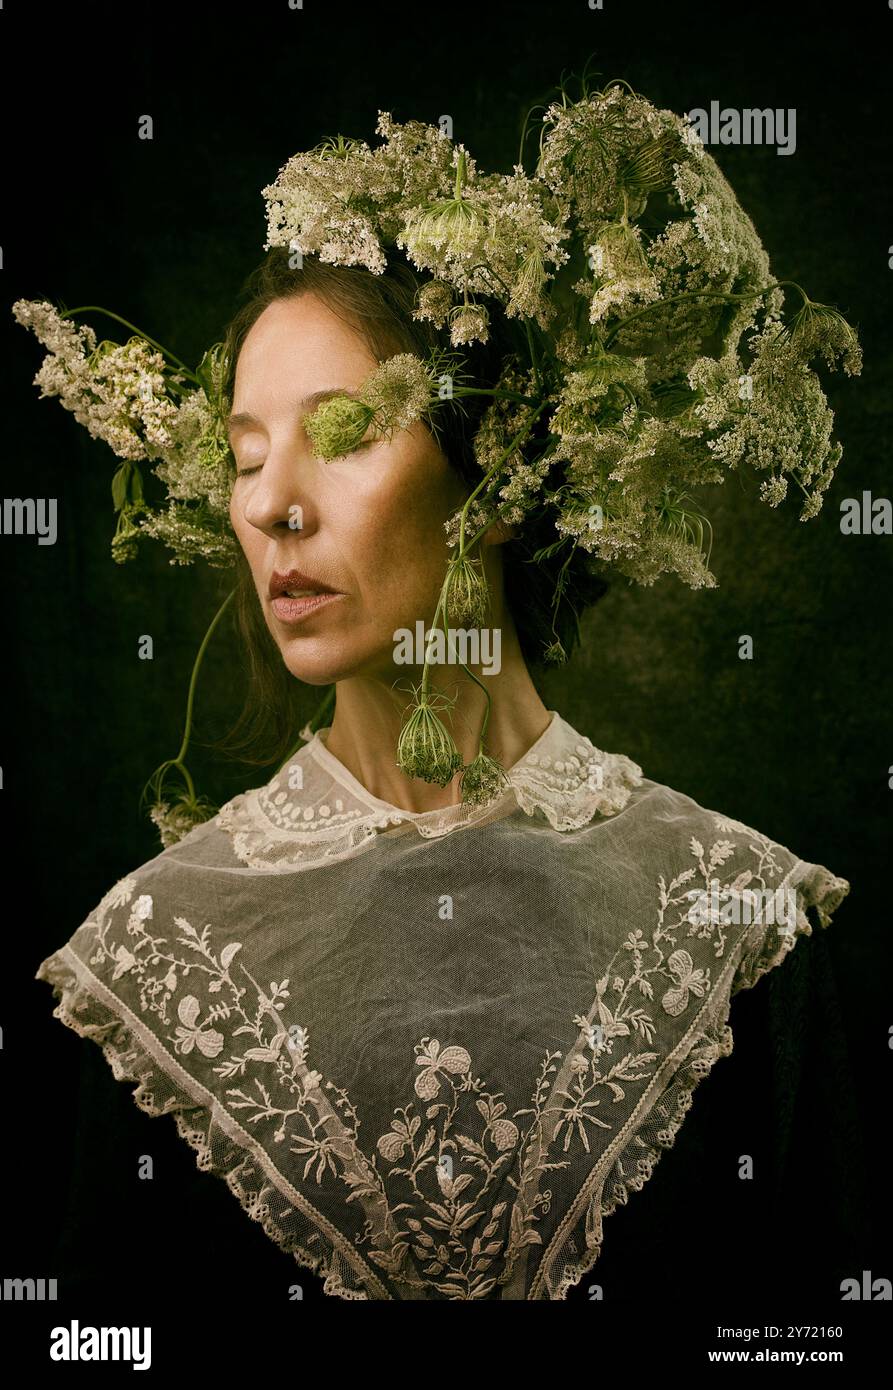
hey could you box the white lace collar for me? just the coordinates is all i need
[215,710,644,870]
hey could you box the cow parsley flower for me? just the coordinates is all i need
[13,76,863,825]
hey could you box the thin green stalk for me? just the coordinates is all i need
[172,588,237,766]
[141,587,236,810]
[452,386,541,405]
[415,402,549,765]
[440,583,493,745]
[454,657,493,747]
[61,304,199,380]
[420,588,446,700]
[524,320,543,393]
[458,401,550,553]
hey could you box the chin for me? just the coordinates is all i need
[277,647,352,686]
[275,636,391,688]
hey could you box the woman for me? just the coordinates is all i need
[28,84,856,1301]
[33,248,849,1302]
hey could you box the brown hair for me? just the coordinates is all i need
[215,248,609,768]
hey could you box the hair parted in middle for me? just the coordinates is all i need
[216,248,610,771]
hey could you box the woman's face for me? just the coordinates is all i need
[228,292,471,686]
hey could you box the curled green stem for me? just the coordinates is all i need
[140,586,236,809]
[61,304,199,381]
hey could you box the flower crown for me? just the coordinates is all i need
[12,77,862,842]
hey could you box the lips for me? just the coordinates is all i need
[268,568,338,599]
[268,567,343,627]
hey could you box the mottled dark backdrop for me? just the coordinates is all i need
[1,0,889,1351]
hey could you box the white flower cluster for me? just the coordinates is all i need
[259,82,860,590]
[13,300,238,568]
[13,300,178,461]
[264,123,569,341]
[14,80,862,599]
[10,76,864,827]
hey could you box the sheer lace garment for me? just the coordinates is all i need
[36,711,850,1300]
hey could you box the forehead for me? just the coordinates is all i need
[228,296,387,439]
[234,294,377,395]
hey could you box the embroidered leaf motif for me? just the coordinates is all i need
[70,803,807,1298]
[178,995,200,1027]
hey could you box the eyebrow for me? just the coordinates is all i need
[226,388,359,436]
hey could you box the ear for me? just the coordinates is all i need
[480,517,518,546]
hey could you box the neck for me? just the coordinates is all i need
[323,624,551,813]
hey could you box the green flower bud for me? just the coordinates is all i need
[305,395,376,460]
[396,696,462,786]
[459,751,508,807]
[442,551,490,627]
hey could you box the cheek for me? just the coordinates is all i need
[340,456,459,604]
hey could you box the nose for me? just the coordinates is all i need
[235,444,318,539]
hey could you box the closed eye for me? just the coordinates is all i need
[235,440,376,476]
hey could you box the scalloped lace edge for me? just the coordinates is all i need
[214,742,646,866]
[542,857,850,1301]
[37,858,849,1302]
[37,955,374,1303]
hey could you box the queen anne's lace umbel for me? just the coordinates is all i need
[35,713,849,1300]
[10,79,863,832]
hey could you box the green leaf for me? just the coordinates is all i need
[195,342,229,407]
[111,463,130,511]
[130,466,145,505]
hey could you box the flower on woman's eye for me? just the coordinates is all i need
[304,356,434,461]
[304,395,376,460]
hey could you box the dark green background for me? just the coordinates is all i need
[1,0,889,1344]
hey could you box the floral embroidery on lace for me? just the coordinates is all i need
[38,810,849,1300]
